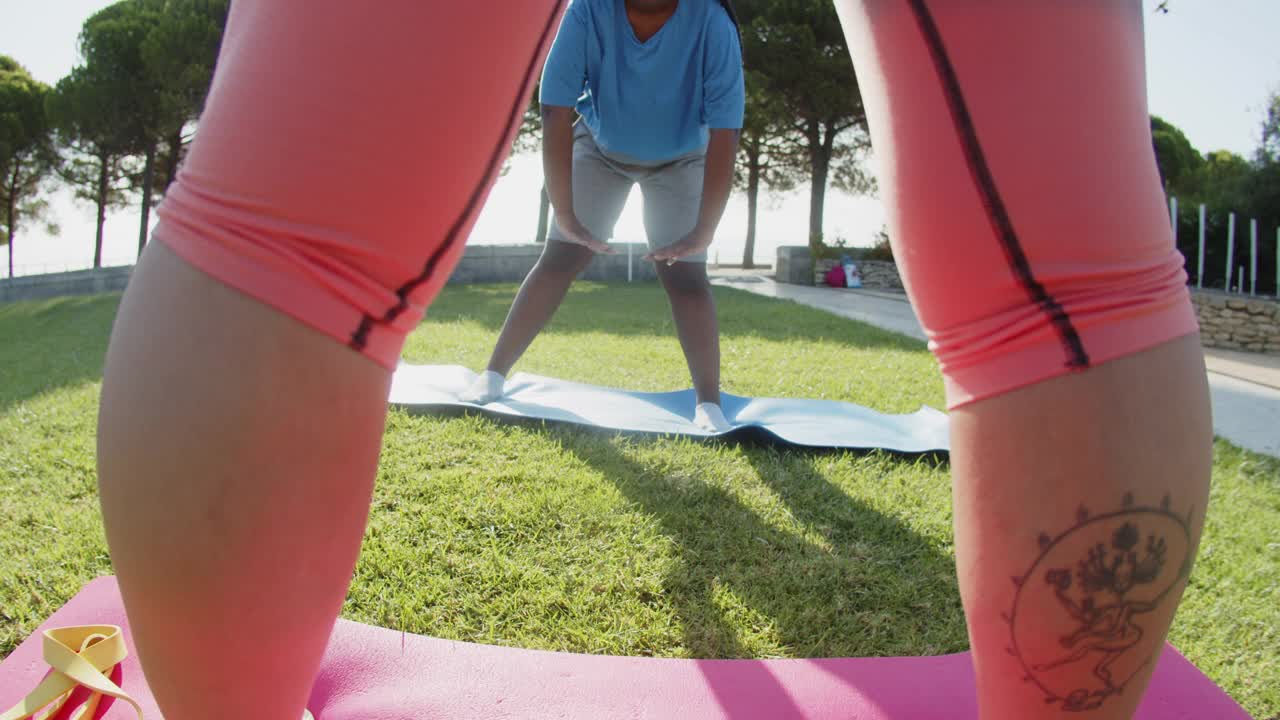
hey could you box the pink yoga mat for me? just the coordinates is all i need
[0,577,1252,719]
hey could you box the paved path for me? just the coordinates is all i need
[713,274,1280,457]
[712,275,927,341]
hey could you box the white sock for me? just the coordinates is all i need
[693,402,732,433]
[460,370,506,404]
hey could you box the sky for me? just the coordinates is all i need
[3,0,1279,276]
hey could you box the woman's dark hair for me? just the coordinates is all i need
[717,0,740,30]
[717,0,744,62]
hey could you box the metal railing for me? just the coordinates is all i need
[1170,196,1279,298]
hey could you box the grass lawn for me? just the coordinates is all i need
[0,283,1276,718]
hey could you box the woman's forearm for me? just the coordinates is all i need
[695,128,739,235]
[542,105,578,222]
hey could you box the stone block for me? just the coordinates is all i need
[776,246,813,285]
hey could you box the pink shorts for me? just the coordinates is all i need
[153,0,1197,409]
[154,1,564,369]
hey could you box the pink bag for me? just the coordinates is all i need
[824,265,846,288]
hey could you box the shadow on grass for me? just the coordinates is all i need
[0,294,120,413]
[426,282,924,351]
[552,429,965,715]
[555,427,962,712]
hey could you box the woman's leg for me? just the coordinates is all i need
[483,239,596,377]
[96,1,563,717]
[832,1,1211,717]
[951,337,1209,719]
[99,243,390,718]
[656,260,722,406]
[641,153,722,408]
[479,132,634,383]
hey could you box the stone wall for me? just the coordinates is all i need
[1191,290,1280,356]
[0,266,133,304]
[812,258,903,290]
[448,243,656,285]
[774,246,904,290]
[0,244,657,304]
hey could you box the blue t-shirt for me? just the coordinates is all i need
[540,0,746,163]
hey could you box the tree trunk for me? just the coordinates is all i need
[138,143,157,257]
[94,152,109,269]
[743,144,760,269]
[808,122,835,243]
[535,184,550,243]
[6,161,18,278]
[161,128,183,194]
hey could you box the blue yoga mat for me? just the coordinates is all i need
[389,365,950,453]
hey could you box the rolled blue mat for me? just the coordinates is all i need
[389,365,950,454]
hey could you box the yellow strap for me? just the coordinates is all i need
[1,624,315,720]
[0,625,142,720]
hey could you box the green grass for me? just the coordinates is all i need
[0,284,1276,718]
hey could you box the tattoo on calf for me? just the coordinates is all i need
[1003,493,1193,712]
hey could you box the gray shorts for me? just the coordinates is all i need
[547,126,708,263]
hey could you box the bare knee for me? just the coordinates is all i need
[658,261,712,301]
[533,240,595,279]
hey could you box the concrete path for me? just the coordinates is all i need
[713,274,1280,457]
[712,275,927,341]
[1202,347,1280,390]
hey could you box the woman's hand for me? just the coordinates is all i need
[555,213,615,254]
[645,226,713,264]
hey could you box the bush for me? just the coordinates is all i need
[1174,203,1277,295]
[864,226,894,262]
[809,230,896,263]
[809,232,848,261]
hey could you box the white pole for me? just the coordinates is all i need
[1250,219,1257,295]
[627,242,633,282]
[1225,213,1235,291]
[1197,205,1206,289]
[1238,266,1244,294]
